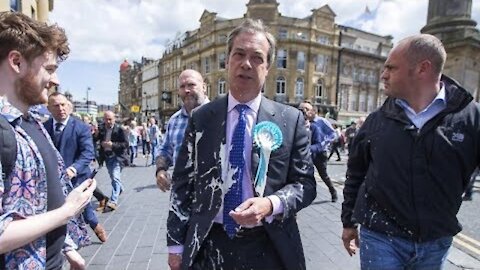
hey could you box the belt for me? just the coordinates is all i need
[212,223,266,238]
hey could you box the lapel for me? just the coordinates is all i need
[58,117,74,151]
[44,118,54,138]
[251,96,276,188]
[208,96,227,163]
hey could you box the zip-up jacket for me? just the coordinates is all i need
[341,75,480,242]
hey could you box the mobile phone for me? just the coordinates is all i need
[89,168,99,179]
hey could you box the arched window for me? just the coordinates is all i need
[218,78,226,95]
[295,77,304,97]
[276,76,286,95]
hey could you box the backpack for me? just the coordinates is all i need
[0,116,17,182]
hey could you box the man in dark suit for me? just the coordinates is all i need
[95,110,129,211]
[167,19,317,270]
[45,92,107,243]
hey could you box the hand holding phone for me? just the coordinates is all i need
[89,168,98,179]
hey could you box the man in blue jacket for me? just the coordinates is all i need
[299,101,338,202]
[46,92,107,243]
[341,34,480,269]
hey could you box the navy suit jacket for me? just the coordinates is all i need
[167,96,317,270]
[44,116,94,183]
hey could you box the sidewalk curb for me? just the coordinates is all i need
[448,247,480,269]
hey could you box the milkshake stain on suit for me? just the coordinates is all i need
[167,95,317,269]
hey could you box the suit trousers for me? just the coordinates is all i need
[192,224,285,270]
[72,177,98,229]
[312,151,335,194]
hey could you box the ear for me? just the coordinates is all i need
[8,50,23,74]
[417,59,431,76]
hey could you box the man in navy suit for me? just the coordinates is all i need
[167,19,317,270]
[45,92,107,243]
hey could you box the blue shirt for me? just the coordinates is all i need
[312,116,336,152]
[395,84,446,129]
[155,98,209,168]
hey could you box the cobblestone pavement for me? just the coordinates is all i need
[77,157,480,269]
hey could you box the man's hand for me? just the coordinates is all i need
[65,249,86,270]
[62,179,97,219]
[101,141,112,148]
[342,227,359,256]
[156,170,171,192]
[168,253,182,270]
[229,197,273,226]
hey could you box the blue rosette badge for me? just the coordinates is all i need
[253,121,283,197]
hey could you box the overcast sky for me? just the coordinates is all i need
[49,0,480,105]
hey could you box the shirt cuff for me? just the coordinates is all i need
[168,245,184,254]
[67,166,77,176]
[265,195,283,223]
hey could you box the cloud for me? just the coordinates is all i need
[51,0,480,63]
[50,0,480,105]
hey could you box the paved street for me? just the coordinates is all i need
[78,155,480,269]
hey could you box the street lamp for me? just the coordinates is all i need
[86,87,91,114]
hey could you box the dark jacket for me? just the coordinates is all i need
[167,96,317,270]
[341,75,480,242]
[44,116,94,183]
[95,123,129,167]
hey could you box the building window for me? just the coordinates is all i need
[359,68,367,82]
[218,52,226,69]
[295,32,307,40]
[218,78,226,95]
[203,57,210,74]
[317,35,330,45]
[368,94,375,112]
[340,84,349,110]
[276,76,286,95]
[295,77,304,98]
[218,34,227,43]
[359,91,367,112]
[297,51,305,70]
[352,67,359,81]
[315,55,329,73]
[368,70,377,84]
[10,0,19,11]
[278,28,288,40]
[349,90,357,111]
[277,49,287,69]
[314,79,323,103]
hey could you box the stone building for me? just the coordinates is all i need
[421,0,480,101]
[157,0,393,122]
[118,59,144,119]
[0,0,53,22]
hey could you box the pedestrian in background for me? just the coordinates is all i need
[45,92,108,243]
[328,123,342,161]
[299,101,338,202]
[341,34,480,269]
[0,11,96,269]
[155,69,209,191]
[148,117,161,166]
[128,121,139,166]
[96,111,129,211]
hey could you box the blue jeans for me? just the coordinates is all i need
[106,156,123,204]
[360,227,452,270]
[150,142,158,165]
[129,145,137,164]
